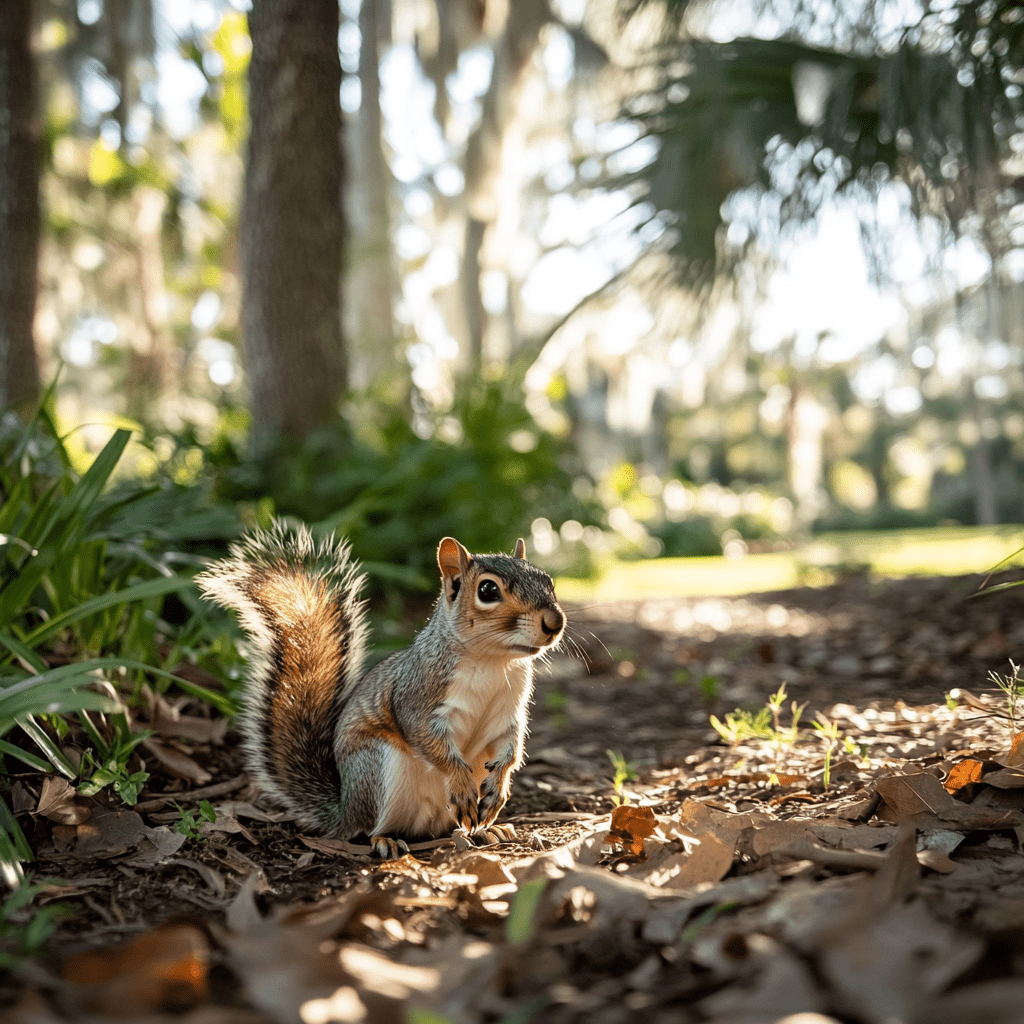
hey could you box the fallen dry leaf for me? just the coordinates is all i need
[71,810,149,859]
[141,738,213,785]
[62,923,210,1016]
[35,776,91,825]
[820,899,983,1024]
[943,758,985,793]
[877,770,1024,829]
[606,804,658,856]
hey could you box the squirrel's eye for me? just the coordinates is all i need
[477,579,501,603]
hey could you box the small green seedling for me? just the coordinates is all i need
[505,875,548,946]
[171,800,217,841]
[606,749,639,805]
[709,707,774,745]
[766,682,807,748]
[812,713,842,790]
[76,708,152,806]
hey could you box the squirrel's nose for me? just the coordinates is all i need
[541,608,565,640]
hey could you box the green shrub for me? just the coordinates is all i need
[203,383,601,584]
[0,400,221,880]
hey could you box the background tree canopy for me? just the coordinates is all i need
[1,0,1024,573]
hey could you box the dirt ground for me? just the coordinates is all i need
[6,568,1024,1023]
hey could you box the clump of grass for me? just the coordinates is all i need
[988,660,1024,733]
[710,683,806,748]
[0,395,232,881]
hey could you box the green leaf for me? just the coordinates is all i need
[22,903,69,951]
[62,428,132,524]
[505,876,548,946]
[198,799,217,823]
[78,765,120,797]
[170,676,237,717]
[0,663,121,726]
[77,709,110,760]
[112,772,149,806]
[405,1010,457,1024]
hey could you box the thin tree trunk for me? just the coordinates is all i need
[460,0,551,371]
[955,290,996,525]
[0,0,41,413]
[346,0,396,391]
[462,216,486,372]
[242,0,345,443]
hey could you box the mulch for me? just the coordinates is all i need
[5,568,1024,1023]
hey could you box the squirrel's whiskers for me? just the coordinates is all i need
[197,521,565,859]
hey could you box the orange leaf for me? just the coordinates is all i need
[772,773,809,787]
[608,804,658,856]
[943,758,985,794]
[63,924,209,1016]
[1006,732,1024,767]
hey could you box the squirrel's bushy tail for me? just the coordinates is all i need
[196,521,368,831]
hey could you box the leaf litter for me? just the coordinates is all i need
[6,570,1024,1022]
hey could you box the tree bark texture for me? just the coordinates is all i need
[242,0,345,442]
[0,0,41,413]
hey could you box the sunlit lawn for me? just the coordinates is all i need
[555,525,1024,601]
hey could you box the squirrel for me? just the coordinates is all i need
[196,521,566,858]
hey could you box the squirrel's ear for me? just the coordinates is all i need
[437,538,471,596]
[513,538,527,560]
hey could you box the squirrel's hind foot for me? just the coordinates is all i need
[456,822,517,848]
[479,822,516,844]
[370,834,411,860]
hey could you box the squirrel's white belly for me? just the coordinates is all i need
[374,745,452,837]
[443,659,531,767]
[373,659,532,838]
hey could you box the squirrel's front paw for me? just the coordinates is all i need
[477,770,511,828]
[449,775,480,831]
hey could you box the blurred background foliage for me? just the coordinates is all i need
[4,0,1024,578]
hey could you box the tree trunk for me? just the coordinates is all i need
[460,0,551,371]
[955,290,996,526]
[0,0,41,413]
[345,0,396,391]
[242,0,345,443]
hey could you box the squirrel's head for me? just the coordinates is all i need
[436,537,565,659]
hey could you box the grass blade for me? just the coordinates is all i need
[0,739,51,772]
[23,575,192,648]
[0,633,48,673]
[13,714,86,778]
[0,795,32,863]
